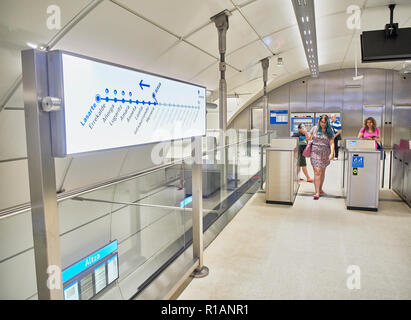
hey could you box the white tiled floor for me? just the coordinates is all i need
[178,159,411,300]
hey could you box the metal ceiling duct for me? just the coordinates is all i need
[291,0,319,77]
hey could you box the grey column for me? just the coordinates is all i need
[211,10,231,189]
[191,136,209,278]
[211,10,231,132]
[261,57,269,134]
[21,49,63,299]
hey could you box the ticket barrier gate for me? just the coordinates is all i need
[265,138,299,205]
[392,140,411,207]
[342,139,380,211]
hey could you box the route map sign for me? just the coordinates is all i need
[47,50,206,157]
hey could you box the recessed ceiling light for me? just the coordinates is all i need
[302,17,305,22]
[306,16,309,22]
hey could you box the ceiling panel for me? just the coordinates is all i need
[55,1,177,71]
[361,4,411,31]
[185,9,259,58]
[227,63,262,92]
[116,0,235,37]
[239,0,297,36]
[318,35,352,66]
[277,45,307,74]
[263,25,301,54]
[0,0,91,46]
[314,0,365,18]
[365,1,411,9]
[0,0,91,103]
[191,62,238,91]
[226,40,271,71]
[316,12,353,41]
[147,40,217,82]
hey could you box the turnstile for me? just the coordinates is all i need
[392,140,411,207]
[343,139,381,211]
[265,138,299,205]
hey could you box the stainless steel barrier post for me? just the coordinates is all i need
[21,49,63,299]
[191,136,209,278]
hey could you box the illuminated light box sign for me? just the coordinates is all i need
[62,240,119,300]
[270,110,288,124]
[47,51,206,157]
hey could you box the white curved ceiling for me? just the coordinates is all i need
[1,0,411,117]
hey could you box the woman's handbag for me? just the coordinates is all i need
[302,141,312,158]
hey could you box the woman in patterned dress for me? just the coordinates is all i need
[307,115,335,200]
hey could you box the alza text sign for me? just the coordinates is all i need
[47,51,206,157]
[62,240,119,300]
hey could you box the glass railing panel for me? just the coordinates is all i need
[56,162,188,298]
[0,131,269,300]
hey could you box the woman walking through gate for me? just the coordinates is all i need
[308,115,335,200]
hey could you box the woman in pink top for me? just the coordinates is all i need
[357,117,381,150]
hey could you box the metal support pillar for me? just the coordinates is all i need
[211,10,231,190]
[211,10,231,132]
[261,58,269,134]
[191,136,209,278]
[21,49,63,299]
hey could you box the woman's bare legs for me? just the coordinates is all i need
[313,166,322,197]
[319,167,326,194]
[302,166,313,182]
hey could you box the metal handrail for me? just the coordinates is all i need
[0,160,182,220]
[0,133,270,220]
[72,196,218,214]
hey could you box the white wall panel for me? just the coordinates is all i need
[118,144,157,176]
[0,48,21,102]
[0,211,33,262]
[58,188,114,235]
[0,160,30,209]
[62,149,127,192]
[0,110,27,160]
[0,249,37,300]
[60,214,111,268]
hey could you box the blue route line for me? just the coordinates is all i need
[95,93,200,109]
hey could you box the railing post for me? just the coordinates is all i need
[191,136,209,278]
[21,49,63,299]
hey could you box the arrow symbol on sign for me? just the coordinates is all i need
[139,80,150,90]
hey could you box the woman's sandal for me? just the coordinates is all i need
[313,194,319,200]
